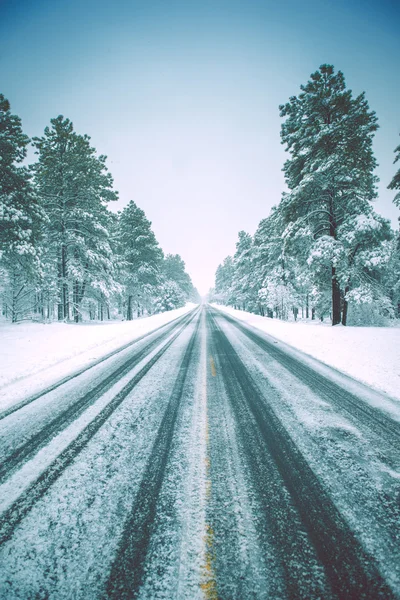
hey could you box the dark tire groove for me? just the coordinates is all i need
[217,309,400,447]
[0,313,197,547]
[209,310,396,600]
[206,328,283,599]
[104,316,201,600]
[0,309,196,422]
[0,310,197,485]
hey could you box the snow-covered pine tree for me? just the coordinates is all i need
[388,135,400,210]
[253,205,298,318]
[231,231,257,312]
[280,65,379,325]
[215,256,234,306]
[384,232,400,318]
[157,254,198,309]
[32,116,118,322]
[163,254,193,297]
[154,280,185,312]
[0,94,44,322]
[388,137,400,317]
[117,200,163,319]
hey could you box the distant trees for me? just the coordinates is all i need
[0,100,198,323]
[157,253,199,310]
[163,254,193,297]
[214,65,398,326]
[231,231,254,311]
[117,200,163,319]
[215,256,234,306]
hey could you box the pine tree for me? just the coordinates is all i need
[117,200,163,319]
[388,135,400,209]
[154,280,185,312]
[253,206,295,318]
[280,65,379,325]
[231,231,257,312]
[0,94,44,322]
[32,116,118,322]
[158,254,198,308]
[163,254,193,297]
[384,233,400,317]
[215,256,234,306]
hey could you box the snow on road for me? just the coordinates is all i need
[0,305,399,598]
[212,304,400,402]
[0,311,207,599]
[211,307,400,595]
[0,304,197,408]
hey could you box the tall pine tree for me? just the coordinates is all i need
[280,65,379,325]
[32,116,118,321]
[0,94,44,321]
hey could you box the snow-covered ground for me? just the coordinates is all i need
[0,305,196,394]
[212,304,400,402]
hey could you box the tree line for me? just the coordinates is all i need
[211,65,400,326]
[0,100,199,323]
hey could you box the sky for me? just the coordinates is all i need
[1,0,399,294]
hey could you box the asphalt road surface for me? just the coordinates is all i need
[0,305,399,599]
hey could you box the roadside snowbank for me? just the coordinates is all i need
[212,304,400,402]
[0,304,197,390]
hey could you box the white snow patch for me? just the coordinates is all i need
[211,304,400,403]
[0,305,197,405]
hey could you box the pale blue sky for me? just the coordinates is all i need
[1,0,399,293]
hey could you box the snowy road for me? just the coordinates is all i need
[0,305,399,599]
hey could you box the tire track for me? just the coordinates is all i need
[104,315,201,600]
[208,310,396,599]
[215,308,400,447]
[0,309,196,422]
[0,310,198,485]
[0,311,199,547]
[206,330,276,599]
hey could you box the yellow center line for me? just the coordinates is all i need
[201,350,218,599]
[209,356,217,377]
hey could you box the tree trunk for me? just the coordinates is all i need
[58,244,69,321]
[342,285,350,326]
[63,244,69,320]
[73,280,86,323]
[127,295,133,320]
[331,266,341,325]
[312,307,315,320]
[306,294,309,319]
[328,194,341,326]
[11,268,17,323]
[57,251,63,321]
[73,281,79,323]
